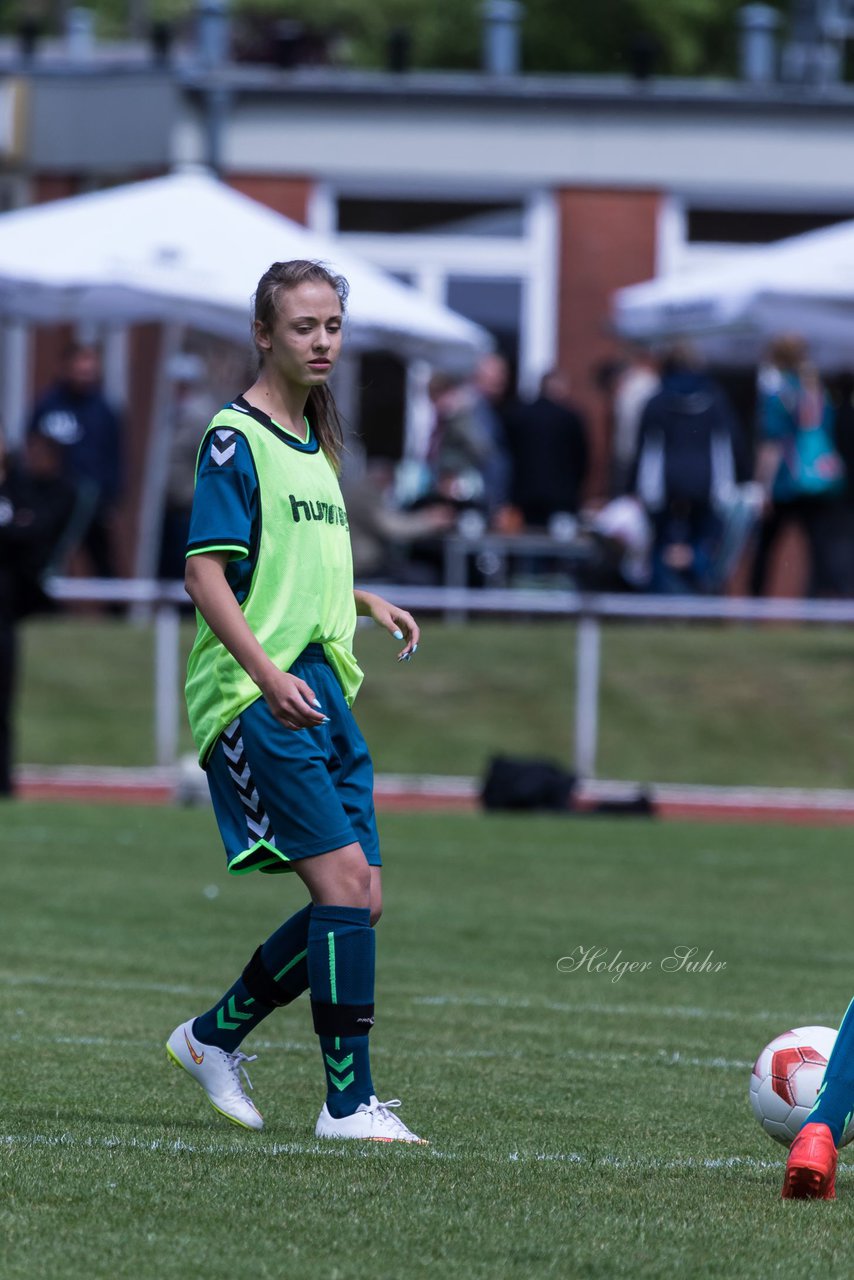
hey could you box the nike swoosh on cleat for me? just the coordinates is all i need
[184,1028,204,1065]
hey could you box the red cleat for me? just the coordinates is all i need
[782,1122,838,1200]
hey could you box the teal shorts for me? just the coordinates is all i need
[205,645,380,875]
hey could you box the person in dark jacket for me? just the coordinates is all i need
[630,346,745,593]
[28,343,123,577]
[0,428,76,795]
[503,370,589,528]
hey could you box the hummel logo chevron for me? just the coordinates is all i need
[325,1052,356,1091]
[211,429,237,467]
[325,1053,354,1073]
[227,761,252,789]
[219,718,276,847]
[247,815,271,839]
[216,994,254,1031]
[241,789,263,815]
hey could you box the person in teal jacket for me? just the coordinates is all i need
[751,334,846,596]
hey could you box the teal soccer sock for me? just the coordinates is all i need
[308,904,375,1119]
[193,904,312,1053]
[807,996,854,1144]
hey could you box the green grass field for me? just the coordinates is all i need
[4,803,854,1279]
[17,616,854,786]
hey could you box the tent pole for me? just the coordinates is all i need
[102,325,129,410]
[133,322,184,593]
[404,358,432,462]
[331,351,363,476]
[1,321,32,450]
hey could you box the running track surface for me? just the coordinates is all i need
[15,766,854,826]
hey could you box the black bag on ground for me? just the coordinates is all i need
[481,755,657,818]
[482,756,576,812]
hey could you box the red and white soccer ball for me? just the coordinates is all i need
[749,1025,854,1147]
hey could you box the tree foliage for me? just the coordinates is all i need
[21,0,791,79]
[223,0,790,77]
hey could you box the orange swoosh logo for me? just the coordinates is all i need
[184,1028,204,1065]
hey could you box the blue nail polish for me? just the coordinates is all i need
[393,629,403,640]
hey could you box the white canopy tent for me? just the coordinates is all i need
[612,218,854,371]
[0,169,490,363]
[0,171,491,575]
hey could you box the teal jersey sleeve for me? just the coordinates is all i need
[186,428,258,560]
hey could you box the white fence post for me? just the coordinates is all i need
[574,613,601,780]
[154,603,181,767]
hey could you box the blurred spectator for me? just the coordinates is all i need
[502,369,589,528]
[425,372,491,508]
[158,354,220,581]
[587,496,653,591]
[470,353,513,516]
[630,345,745,593]
[751,335,846,597]
[831,372,854,595]
[28,343,123,578]
[610,347,660,495]
[0,427,76,796]
[342,460,456,582]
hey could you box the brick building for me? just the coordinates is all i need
[3,45,854,555]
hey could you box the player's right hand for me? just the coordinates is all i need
[259,670,329,731]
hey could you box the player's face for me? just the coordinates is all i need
[257,281,343,389]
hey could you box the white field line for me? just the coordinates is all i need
[412,994,802,1025]
[1,973,217,997]
[0,1129,790,1172]
[5,1029,751,1070]
[0,973,806,1027]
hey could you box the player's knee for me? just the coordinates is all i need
[370,900,383,927]
[332,855,371,908]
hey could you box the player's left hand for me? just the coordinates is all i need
[354,590,419,660]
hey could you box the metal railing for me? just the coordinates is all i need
[48,577,188,770]
[44,577,854,777]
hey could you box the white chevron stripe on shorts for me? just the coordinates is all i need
[220,717,276,848]
[247,814,271,840]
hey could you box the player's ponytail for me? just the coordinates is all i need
[252,260,349,473]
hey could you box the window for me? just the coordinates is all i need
[687,208,853,244]
[337,197,525,237]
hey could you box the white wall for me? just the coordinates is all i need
[173,94,854,206]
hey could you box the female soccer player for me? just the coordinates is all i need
[166,260,425,1143]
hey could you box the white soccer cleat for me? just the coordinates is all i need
[166,1019,264,1131]
[315,1095,427,1144]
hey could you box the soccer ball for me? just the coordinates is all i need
[749,1025,854,1148]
